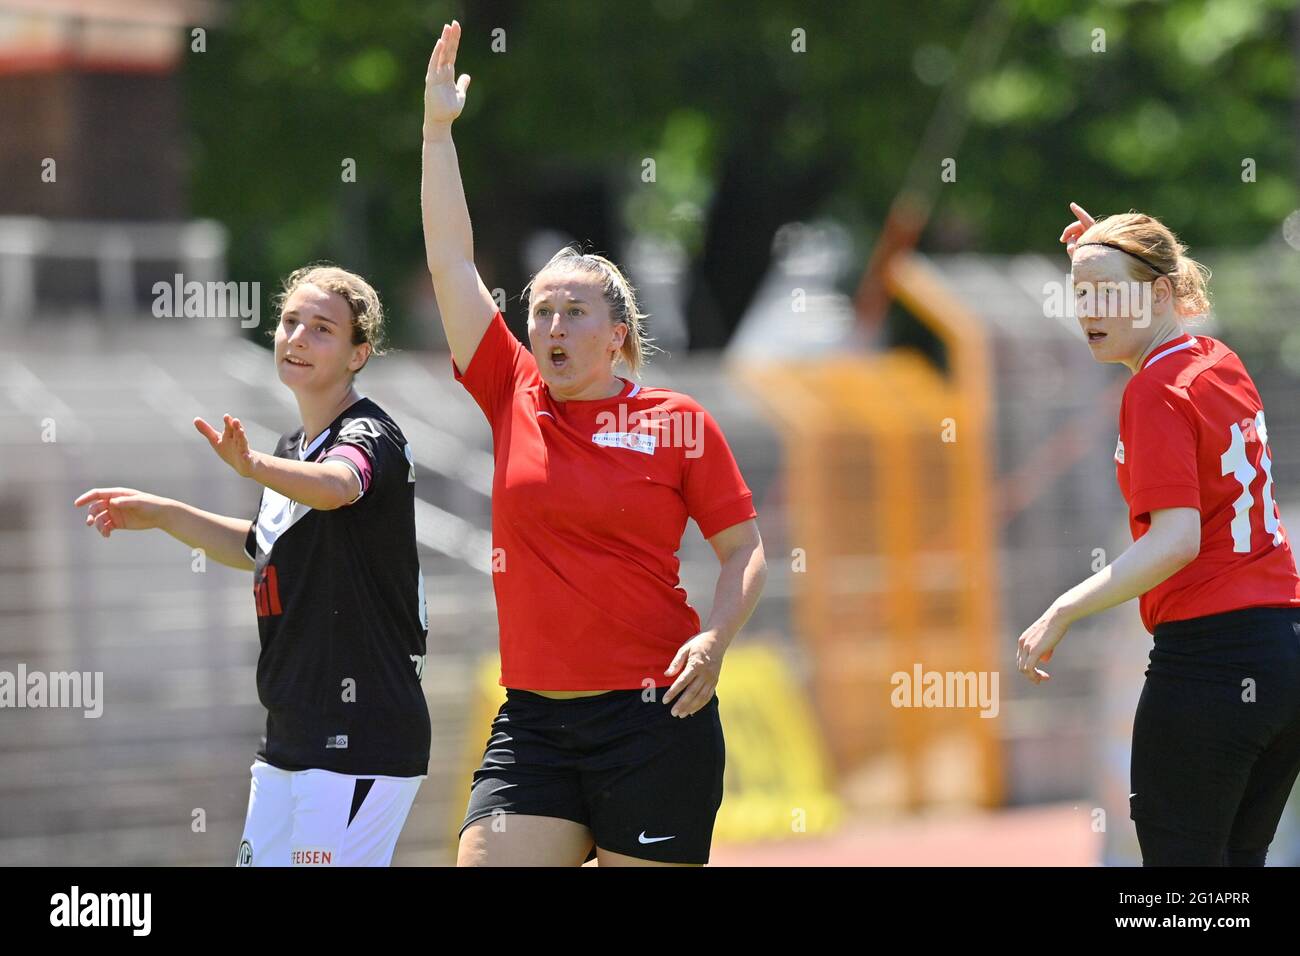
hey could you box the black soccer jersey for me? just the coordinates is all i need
[243,397,430,777]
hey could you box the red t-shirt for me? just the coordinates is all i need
[1116,332,1300,631]
[453,311,757,688]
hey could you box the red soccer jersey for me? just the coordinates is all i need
[452,311,757,688]
[1116,332,1300,632]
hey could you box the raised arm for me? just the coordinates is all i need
[195,415,359,511]
[422,19,499,371]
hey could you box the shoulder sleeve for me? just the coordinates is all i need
[322,416,406,506]
[681,403,757,539]
[451,311,540,423]
[244,493,261,561]
[1122,377,1201,521]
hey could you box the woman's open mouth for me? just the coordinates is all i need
[1086,331,1107,344]
[283,355,312,368]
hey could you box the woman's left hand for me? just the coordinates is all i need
[1016,606,1070,684]
[195,414,258,478]
[662,631,724,717]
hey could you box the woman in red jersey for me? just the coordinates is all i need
[1018,203,1300,865]
[420,21,767,866]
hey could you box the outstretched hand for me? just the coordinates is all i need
[425,20,471,130]
[74,487,165,537]
[195,414,257,478]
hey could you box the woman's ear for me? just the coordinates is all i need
[607,323,625,366]
[351,342,372,373]
[1154,275,1175,309]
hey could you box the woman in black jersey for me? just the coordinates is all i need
[75,266,430,867]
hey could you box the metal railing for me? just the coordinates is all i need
[0,216,228,325]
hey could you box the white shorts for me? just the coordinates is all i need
[236,760,423,867]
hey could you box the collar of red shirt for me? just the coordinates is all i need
[544,377,642,405]
[1141,332,1197,371]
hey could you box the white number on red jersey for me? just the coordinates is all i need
[1219,411,1283,553]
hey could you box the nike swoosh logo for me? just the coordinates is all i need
[536,411,555,420]
[638,832,676,844]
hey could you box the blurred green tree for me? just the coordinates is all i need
[184,0,1299,349]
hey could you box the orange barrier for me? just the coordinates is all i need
[735,251,1003,810]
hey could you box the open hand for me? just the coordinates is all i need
[194,415,257,478]
[425,20,471,130]
[74,487,166,537]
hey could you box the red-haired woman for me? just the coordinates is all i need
[1018,204,1300,866]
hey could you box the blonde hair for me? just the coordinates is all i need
[1076,211,1212,318]
[523,246,659,375]
[272,264,387,373]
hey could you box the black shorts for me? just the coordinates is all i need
[1130,606,1300,866]
[459,687,725,864]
